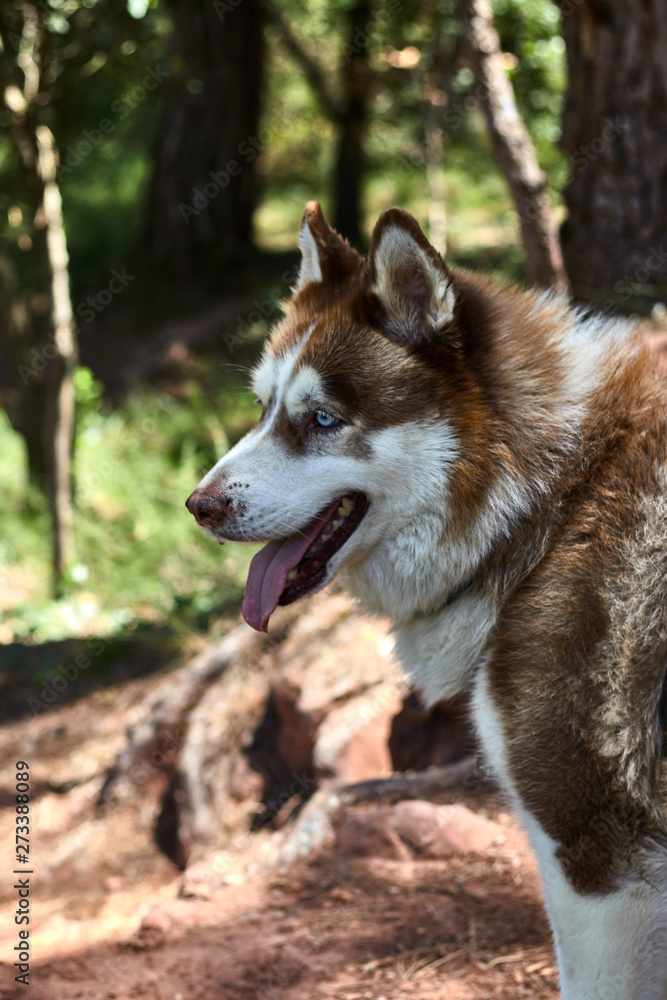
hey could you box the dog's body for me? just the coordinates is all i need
[187,203,667,998]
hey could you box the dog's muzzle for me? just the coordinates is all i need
[185,489,230,530]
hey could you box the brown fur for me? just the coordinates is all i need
[269,207,667,899]
[487,359,667,893]
[190,204,667,935]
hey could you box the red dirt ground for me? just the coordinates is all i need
[0,596,564,1000]
[1,704,558,1000]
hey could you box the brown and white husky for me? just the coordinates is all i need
[187,202,667,999]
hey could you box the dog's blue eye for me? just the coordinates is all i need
[314,410,338,428]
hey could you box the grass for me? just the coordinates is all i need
[1,127,566,651]
[0,365,260,647]
[255,134,543,286]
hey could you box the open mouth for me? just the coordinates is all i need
[242,492,369,632]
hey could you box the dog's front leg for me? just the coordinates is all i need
[473,670,667,1000]
[525,818,667,1000]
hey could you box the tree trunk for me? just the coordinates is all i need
[457,0,567,291]
[558,0,667,313]
[332,0,371,246]
[0,8,77,595]
[144,0,264,284]
[0,258,50,487]
[35,125,77,594]
[264,0,370,247]
[100,596,475,869]
[423,14,452,256]
[425,115,448,256]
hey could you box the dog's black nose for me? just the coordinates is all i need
[185,489,230,528]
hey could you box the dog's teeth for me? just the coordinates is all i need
[321,530,333,542]
[287,569,297,581]
[333,518,343,530]
[340,497,355,515]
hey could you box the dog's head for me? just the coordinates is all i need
[187,203,489,631]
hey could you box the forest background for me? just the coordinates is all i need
[0,0,665,684]
[3,5,667,993]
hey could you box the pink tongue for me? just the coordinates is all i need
[242,498,341,632]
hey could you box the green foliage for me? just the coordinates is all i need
[0,0,570,650]
[258,0,566,265]
[0,367,258,644]
[0,0,568,293]
[0,0,169,292]
[492,0,566,181]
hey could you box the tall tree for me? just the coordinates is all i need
[557,0,667,312]
[332,0,371,246]
[264,0,373,246]
[1,0,156,593]
[457,0,567,290]
[144,0,264,283]
[421,7,456,254]
[0,5,77,596]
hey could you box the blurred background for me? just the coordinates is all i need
[1,2,667,994]
[1,0,665,649]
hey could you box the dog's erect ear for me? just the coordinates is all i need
[294,201,363,292]
[367,208,456,345]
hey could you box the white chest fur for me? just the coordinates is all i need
[393,589,497,705]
